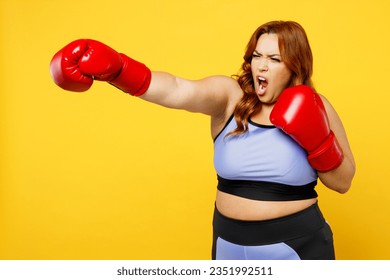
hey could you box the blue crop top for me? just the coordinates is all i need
[214,115,318,201]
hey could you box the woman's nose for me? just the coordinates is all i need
[258,59,268,71]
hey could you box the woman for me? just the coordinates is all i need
[50,20,356,259]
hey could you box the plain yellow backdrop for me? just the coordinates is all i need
[1,0,389,259]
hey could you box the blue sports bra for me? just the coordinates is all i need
[213,115,318,201]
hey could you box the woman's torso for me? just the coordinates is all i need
[212,107,318,221]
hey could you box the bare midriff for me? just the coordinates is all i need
[216,190,318,221]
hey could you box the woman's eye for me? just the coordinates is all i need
[271,58,281,62]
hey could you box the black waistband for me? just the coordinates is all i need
[217,175,318,201]
[213,202,325,245]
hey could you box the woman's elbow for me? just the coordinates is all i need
[319,160,356,194]
[335,182,352,194]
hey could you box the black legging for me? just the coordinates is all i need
[212,202,335,260]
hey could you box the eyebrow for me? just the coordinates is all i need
[253,50,281,57]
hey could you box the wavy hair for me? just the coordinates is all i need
[229,21,314,136]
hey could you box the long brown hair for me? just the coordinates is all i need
[230,21,314,136]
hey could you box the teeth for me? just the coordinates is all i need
[258,77,267,86]
[258,76,268,94]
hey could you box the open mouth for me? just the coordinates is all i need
[258,77,268,95]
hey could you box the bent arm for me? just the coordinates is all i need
[318,95,356,193]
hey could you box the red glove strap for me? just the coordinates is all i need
[110,53,151,96]
[308,131,344,172]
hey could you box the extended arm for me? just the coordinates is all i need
[49,39,241,120]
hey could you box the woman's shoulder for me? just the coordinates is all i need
[207,75,242,92]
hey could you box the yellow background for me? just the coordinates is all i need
[1,0,389,259]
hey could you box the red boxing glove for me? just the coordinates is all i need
[49,39,151,96]
[270,85,343,172]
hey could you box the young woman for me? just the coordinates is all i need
[50,20,356,259]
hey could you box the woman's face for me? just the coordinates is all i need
[251,33,292,105]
